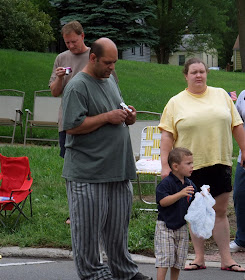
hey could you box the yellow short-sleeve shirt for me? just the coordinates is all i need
[158,86,243,170]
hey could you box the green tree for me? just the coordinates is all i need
[148,0,231,65]
[30,0,61,51]
[50,0,158,55]
[237,0,245,71]
[217,0,238,69]
[0,0,54,52]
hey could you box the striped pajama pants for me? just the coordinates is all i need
[66,180,138,280]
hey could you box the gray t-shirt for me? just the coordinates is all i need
[62,72,136,183]
[49,49,119,132]
[49,49,90,131]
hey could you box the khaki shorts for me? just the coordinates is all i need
[154,220,189,269]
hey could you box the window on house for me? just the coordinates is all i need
[140,44,144,56]
[131,47,135,55]
[179,55,185,66]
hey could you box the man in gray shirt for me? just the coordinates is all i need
[49,20,90,158]
[62,37,152,280]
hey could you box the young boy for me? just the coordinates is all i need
[155,147,196,280]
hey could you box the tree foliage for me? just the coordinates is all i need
[217,0,238,68]
[30,0,62,51]
[0,0,54,52]
[237,0,245,71]
[50,0,158,54]
[148,0,233,65]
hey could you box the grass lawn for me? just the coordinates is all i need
[0,49,243,254]
[0,145,157,254]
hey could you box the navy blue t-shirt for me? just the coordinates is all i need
[156,172,197,230]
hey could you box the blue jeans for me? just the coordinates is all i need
[233,163,245,247]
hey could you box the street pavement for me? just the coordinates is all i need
[0,247,244,279]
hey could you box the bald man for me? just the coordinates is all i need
[62,38,152,280]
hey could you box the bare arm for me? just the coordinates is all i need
[160,130,174,179]
[159,186,194,207]
[233,124,245,165]
[50,67,66,97]
[66,109,128,135]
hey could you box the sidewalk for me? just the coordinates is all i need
[0,247,244,268]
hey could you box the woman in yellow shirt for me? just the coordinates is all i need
[158,57,245,272]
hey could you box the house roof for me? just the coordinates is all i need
[177,34,210,52]
[178,35,197,51]
[233,35,239,50]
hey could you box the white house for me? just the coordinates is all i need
[121,34,219,66]
[168,34,218,67]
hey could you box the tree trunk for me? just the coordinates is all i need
[237,0,245,72]
[155,46,170,64]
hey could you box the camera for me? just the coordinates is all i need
[63,67,72,75]
[120,102,132,112]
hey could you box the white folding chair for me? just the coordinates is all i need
[24,90,61,145]
[0,89,25,144]
[135,126,161,209]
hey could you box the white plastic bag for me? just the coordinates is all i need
[135,159,161,172]
[184,185,216,239]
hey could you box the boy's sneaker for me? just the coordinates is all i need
[230,240,245,253]
[131,272,153,280]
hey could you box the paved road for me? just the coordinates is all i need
[0,257,245,280]
[0,257,78,280]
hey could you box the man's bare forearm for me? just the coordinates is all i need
[50,77,64,97]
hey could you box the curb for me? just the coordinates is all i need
[0,247,73,259]
[0,247,156,264]
[0,247,244,267]
[0,247,154,264]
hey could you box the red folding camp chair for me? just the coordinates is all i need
[0,154,33,229]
